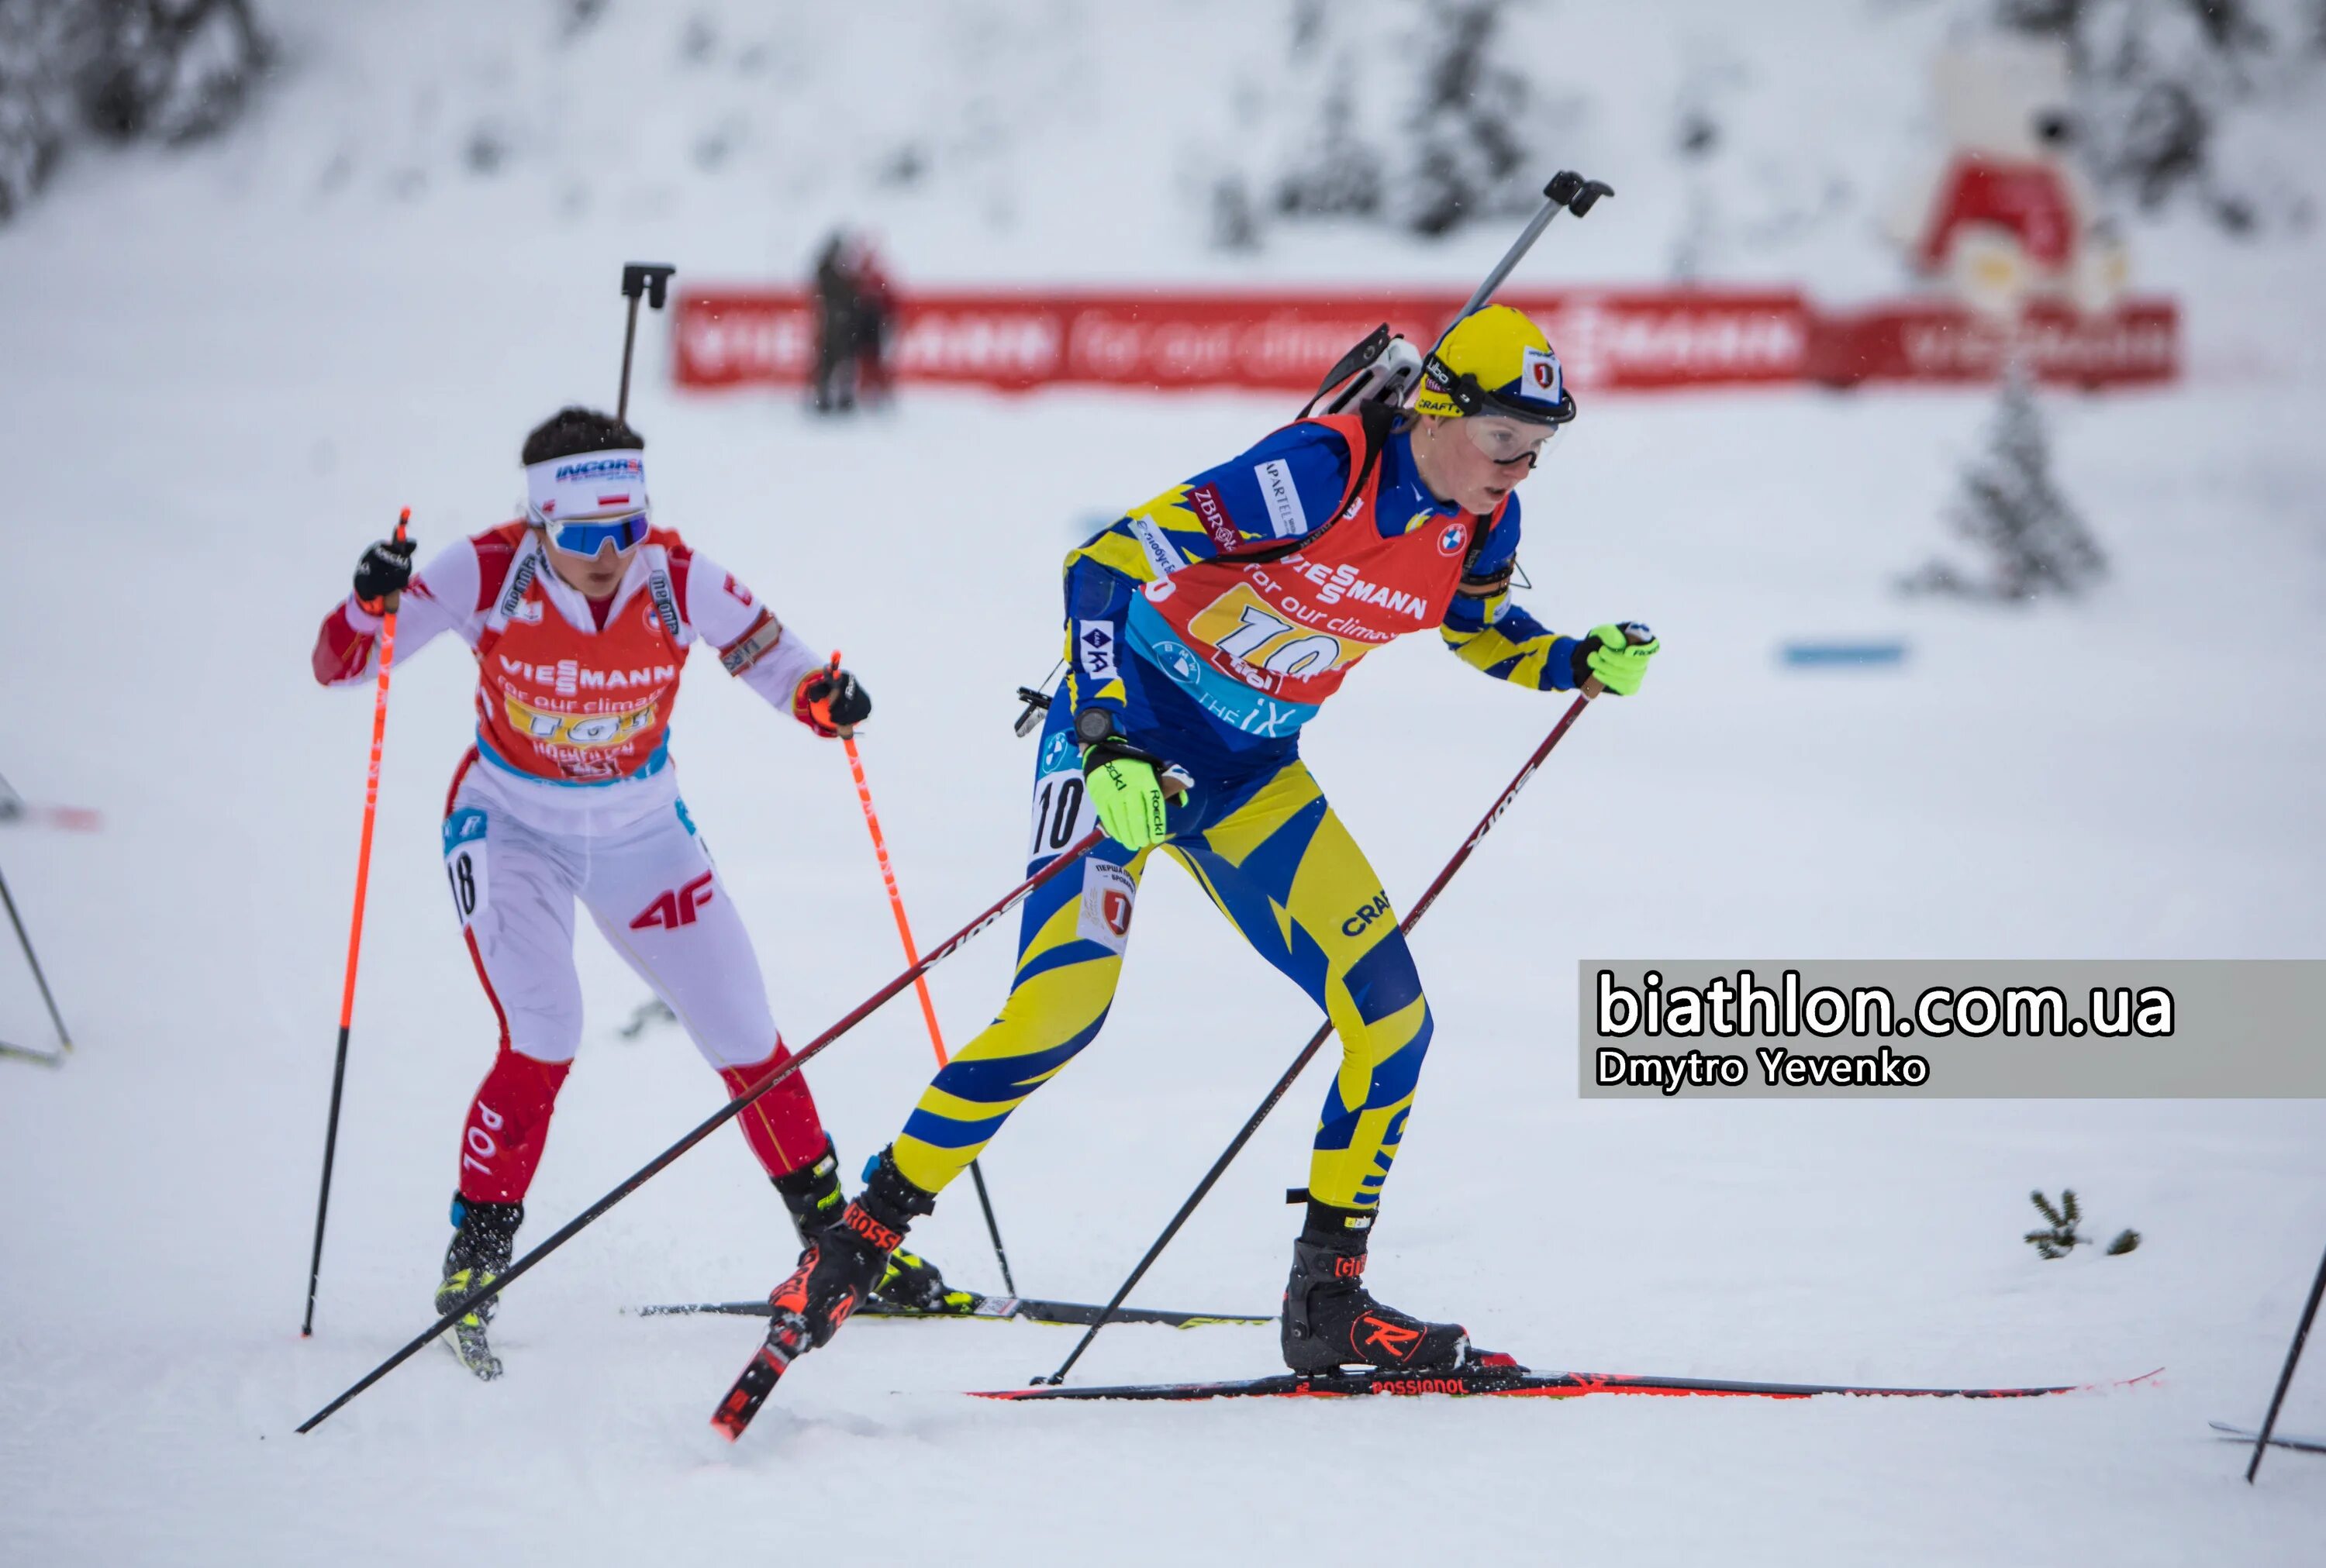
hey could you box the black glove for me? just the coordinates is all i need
[353,537,416,607]
[792,667,872,736]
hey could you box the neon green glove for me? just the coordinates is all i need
[1571,622,1658,697]
[1081,739,1172,852]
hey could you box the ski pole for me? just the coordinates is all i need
[297,820,1117,1434]
[302,508,410,1338]
[2248,1239,2326,1482]
[0,859,71,1064]
[1306,171,1612,421]
[616,264,676,423]
[1435,170,1614,350]
[827,653,1020,1294]
[1039,681,1607,1387]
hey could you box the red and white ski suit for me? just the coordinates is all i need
[313,522,834,1203]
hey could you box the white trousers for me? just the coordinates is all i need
[443,755,781,1070]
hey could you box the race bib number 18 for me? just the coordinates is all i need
[443,808,490,927]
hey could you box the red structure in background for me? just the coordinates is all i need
[1807,298,2178,387]
[672,286,2176,396]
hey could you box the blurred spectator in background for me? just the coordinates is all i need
[849,233,894,406]
[809,229,895,414]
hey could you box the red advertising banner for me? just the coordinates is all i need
[671,287,2175,395]
[1807,298,2180,388]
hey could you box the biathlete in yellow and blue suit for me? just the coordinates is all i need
[760,305,1660,1376]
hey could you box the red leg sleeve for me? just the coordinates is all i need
[457,1048,574,1204]
[717,1039,828,1180]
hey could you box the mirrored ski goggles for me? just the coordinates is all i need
[531,507,651,558]
[1462,416,1558,467]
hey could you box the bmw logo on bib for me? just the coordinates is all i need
[1154,639,1205,686]
[1438,522,1468,556]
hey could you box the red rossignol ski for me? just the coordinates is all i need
[974,1357,2163,1403]
[711,1315,817,1441]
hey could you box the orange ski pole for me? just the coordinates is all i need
[302,509,409,1336]
[827,652,1019,1294]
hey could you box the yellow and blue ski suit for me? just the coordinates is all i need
[892,410,1585,1211]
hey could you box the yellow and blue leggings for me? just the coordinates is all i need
[892,746,1434,1211]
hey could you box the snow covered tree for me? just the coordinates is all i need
[1223,0,1577,246]
[1901,366,2107,601]
[1998,0,2322,231]
[1398,0,1539,236]
[0,0,267,226]
[0,0,70,220]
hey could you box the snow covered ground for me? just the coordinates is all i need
[4,3,2325,1564]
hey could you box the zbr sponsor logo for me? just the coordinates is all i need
[1185,482,1241,552]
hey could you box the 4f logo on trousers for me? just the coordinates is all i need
[631,870,716,931]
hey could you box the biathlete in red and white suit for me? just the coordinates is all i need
[311,405,952,1378]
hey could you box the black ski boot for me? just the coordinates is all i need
[772,1140,961,1315]
[1280,1199,1471,1375]
[436,1194,523,1381]
[764,1151,932,1347]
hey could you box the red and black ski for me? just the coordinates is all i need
[975,1357,2162,1403]
[709,1314,814,1442]
[644,1294,1267,1329]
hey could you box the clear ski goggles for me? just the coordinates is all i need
[530,506,651,559]
[1461,415,1558,467]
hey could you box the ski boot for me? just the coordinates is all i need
[1280,1198,1471,1375]
[717,1149,937,1439]
[772,1140,961,1315]
[435,1194,523,1381]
